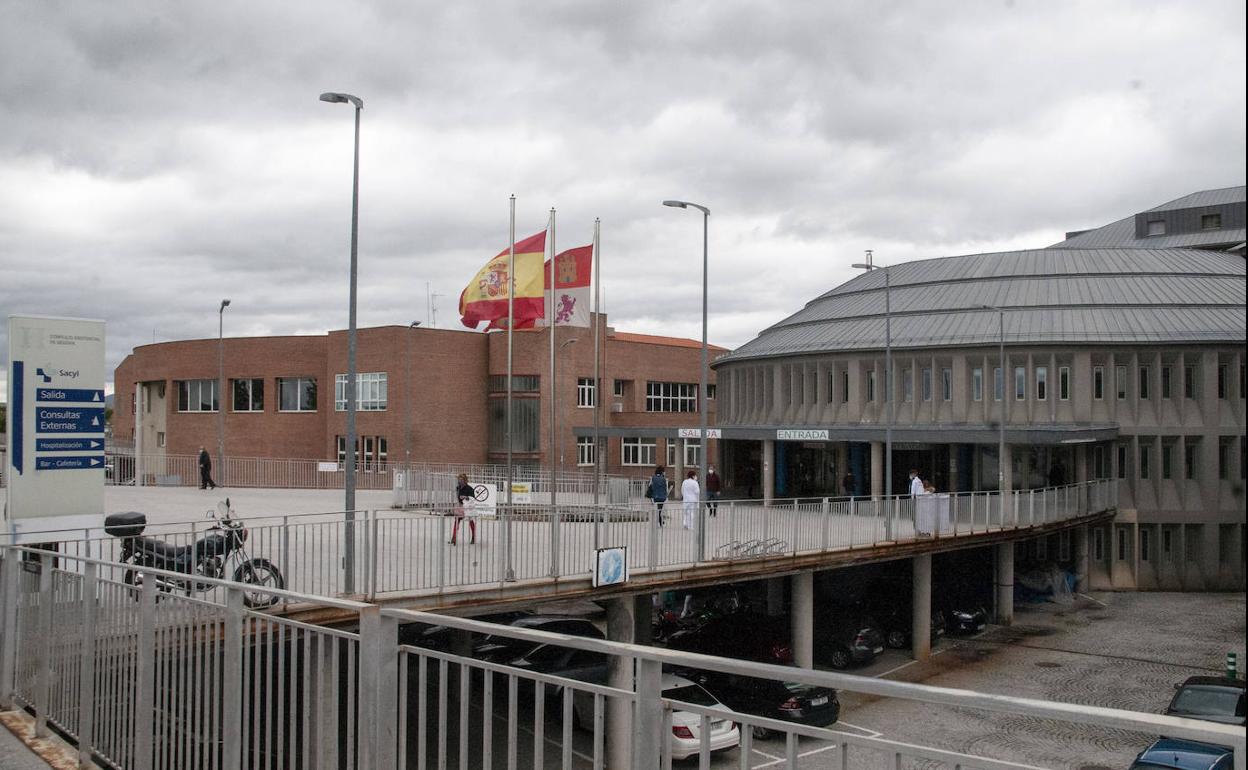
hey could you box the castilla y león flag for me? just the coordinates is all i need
[486,244,593,330]
[459,231,547,329]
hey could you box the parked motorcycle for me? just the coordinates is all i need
[104,499,285,609]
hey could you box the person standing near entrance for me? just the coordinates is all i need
[842,469,856,497]
[647,466,669,526]
[909,468,924,497]
[680,470,700,530]
[198,447,217,490]
[705,466,721,516]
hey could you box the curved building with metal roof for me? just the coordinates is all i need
[708,189,1246,592]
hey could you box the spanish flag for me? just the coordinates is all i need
[485,244,593,330]
[458,231,547,329]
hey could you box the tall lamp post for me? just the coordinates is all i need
[217,299,230,486]
[979,304,1007,493]
[320,90,363,594]
[556,338,579,467]
[852,252,894,538]
[662,199,710,560]
[404,320,421,509]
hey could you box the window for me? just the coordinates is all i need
[902,368,913,403]
[993,367,1003,401]
[1058,530,1071,561]
[1183,365,1196,399]
[487,397,539,453]
[921,368,932,402]
[1093,446,1107,479]
[1092,366,1104,400]
[972,367,983,402]
[646,382,698,412]
[156,431,166,448]
[1146,219,1165,236]
[1241,364,1245,400]
[1059,366,1070,400]
[177,379,218,412]
[622,438,656,466]
[1036,366,1047,401]
[577,377,596,408]
[866,370,877,402]
[1138,366,1150,400]
[1161,365,1172,399]
[1116,365,1127,400]
[1015,366,1026,400]
[841,370,850,403]
[1140,529,1151,562]
[489,374,541,393]
[1034,536,1047,561]
[278,377,318,412]
[1117,528,1127,561]
[941,368,952,401]
[232,378,264,412]
[1140,444,1150,479]
[1093,528,1105,561]
[684,440,701,467]
[1219,441,1231,480]
[1184,442,1196,480]
[613,379,625,398]
[576,436,596,466]
[335,372,387,411]
[665,441,676,467]
[360,436,387,471]
[1201,213,1222,229]
[1217,365,1228,399]
[1161,444,1173,479]
[1162,528,1173,559]
[706,384,716,400]
[1117,443,1127,479]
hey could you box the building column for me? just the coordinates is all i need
[995,542,1014,625]
[948,446,960,496]
[766,578,785,617]
[673,438,686,499]
[870,441,884,497]
[1074,525,1089,592]
[791,572,814,668]
[835,442,849,495]
[762,439,775,505]
[1075,444,1089,513]
[912,554,932,661]
[605,596,645,770]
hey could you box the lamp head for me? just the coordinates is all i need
[851,263,875,271]
[409,321,421,328]
[220,299,231,310]
[662,200,688,209]
[320,92,363,109]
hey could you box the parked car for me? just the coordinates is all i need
[1165,676,1246,726]
[398,610,531,652]
[474,616,604,663]
[940,604,988,636]
[677,668,839,739]
[663,612,793,665]
[1129,738,1233,770]
[567,670,740,760]
[812,610,885,669]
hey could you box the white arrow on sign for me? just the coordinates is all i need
[90,458,101,466]
[91,417,99,426]
[90,440,102,448]
[93,393,102,401]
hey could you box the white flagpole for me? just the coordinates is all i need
[505,194,516,581]
[547,208,559,577]
[592,218,601,549]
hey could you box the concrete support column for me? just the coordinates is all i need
[762,439,775,505]
[870,441,884,497]
[911,554,932,661]
[673,439,686,499]
[995,542,1014,625]
[835,442,849,495]
[1002,444,1014,493]
[606,596,639,770]
[948,447,959,496]
[766,578,785,616]
[791,572,814,669]
[1074,525,1089,592]
[1075,444,1089,513]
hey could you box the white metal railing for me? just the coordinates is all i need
[2,480,1117,603]
[0,545,1242,770]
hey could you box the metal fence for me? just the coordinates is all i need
[1,480,1117,604]
[0,545,1242,770]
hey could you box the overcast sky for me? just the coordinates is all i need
[1,0,1244,398]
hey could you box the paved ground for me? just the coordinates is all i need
[0,727,49,770]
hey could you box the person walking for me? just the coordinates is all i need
[842,469,856,497]
[680,470,700,530]
[197,446,217,490]
[909,468,925,498]
[647,466,669,526]
[705,466,722,516]
[451,473,477,545]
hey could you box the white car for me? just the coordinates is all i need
[571,672,740,760]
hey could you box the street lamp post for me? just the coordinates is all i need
[556,338,579,467]
[662,199,710,560]
[404,320,421,509]
[852,252,894,538]
[217,299,230,486]
[320,90,363,594]
[979,304,1007,493]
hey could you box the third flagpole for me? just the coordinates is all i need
[504,194,516,581]
[548,208,559,577]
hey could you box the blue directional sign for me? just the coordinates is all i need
[35,387,105,404]
[35,407,106,434]
[36,438,105,452]
[35,455,105,471]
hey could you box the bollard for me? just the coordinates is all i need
[1228,651,1238,680]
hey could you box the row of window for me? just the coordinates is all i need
[1092,524,1240,566]
[1116,436,1246,481]
[1145,213,1223,236]
[616,437,702,467]
[491,377,716,412]
[177,377,320,413]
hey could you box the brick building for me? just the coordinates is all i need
[111,315,724,477]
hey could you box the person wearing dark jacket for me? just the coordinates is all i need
[648,466,669,526]
[198,447,217,490]
[705,466,722,516]
[451,473,476,545]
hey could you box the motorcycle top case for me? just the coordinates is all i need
[104,512,147,538]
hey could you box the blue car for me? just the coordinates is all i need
[1129,738,1234,770]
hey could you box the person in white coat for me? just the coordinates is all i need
[680,470,700,530]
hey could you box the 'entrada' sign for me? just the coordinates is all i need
[776,429,829,441]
